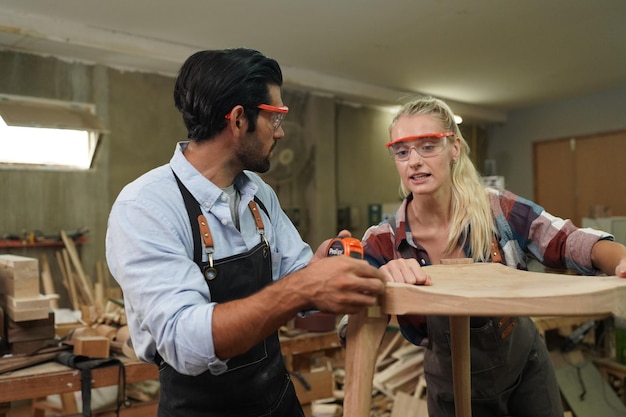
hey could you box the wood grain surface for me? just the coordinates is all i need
[383,262,626,317]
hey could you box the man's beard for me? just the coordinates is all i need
[237,132,273,173]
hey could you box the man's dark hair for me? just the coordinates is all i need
[173,48,283,141]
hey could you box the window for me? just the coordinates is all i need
[0,94,106,170]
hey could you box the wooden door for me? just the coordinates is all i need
[534,138,576,222]
[534,130,626,227]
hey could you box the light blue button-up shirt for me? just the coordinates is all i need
[106,142,313,375]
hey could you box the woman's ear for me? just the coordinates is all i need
[452,136,462,161]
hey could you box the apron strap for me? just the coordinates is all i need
[173,171,204,266]
[172,170,270,267]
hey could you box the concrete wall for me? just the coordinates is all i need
[2,50,625,308]
[486,87,626,200]
[336,104,400,240]
[0,51,185,306]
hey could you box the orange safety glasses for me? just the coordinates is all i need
[225,104,289,129]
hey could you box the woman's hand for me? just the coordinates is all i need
[380,258,432,286]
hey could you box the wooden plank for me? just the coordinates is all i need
[10,338,58,355]
[62,249,84,308]
[376,331,403,367]
[383,263,626,317]
[60,230,94,305]
[390,391,424,417]
[0,359,159,403]
[280,331,342,356]
[3,300,49,322]
[40,253,59,309]
[374,352,423,394]
[6,294,49,310]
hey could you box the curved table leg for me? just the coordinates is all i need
[343,311,473,417]
[343,307,389,417]
[449,316,471,417]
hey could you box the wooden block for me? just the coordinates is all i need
[0,274,40,298]
[0,254,40,298]
[74,335,110,358]
[55,322,85,338]
[6,294,50,310]
[0,254,39,296]
[7,311,55,342]
[3,299,50,322]
[0,254,39,273]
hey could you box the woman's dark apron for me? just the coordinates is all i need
[155,175,304,417]
[395,227,563,417]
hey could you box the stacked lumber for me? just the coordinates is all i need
[6,311,57,354]
[0,254,50,322]
[0,254,58,355]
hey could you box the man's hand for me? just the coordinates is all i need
[295,254,385,314]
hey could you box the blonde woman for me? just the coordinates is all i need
[361,96,626,417]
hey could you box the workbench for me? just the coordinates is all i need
[343,262,626,417]
[0,357,158,417]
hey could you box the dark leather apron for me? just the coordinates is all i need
[155,174,304,417]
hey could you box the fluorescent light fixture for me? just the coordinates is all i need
[383,105,463,125]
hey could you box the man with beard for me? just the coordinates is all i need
[105,48,386,417]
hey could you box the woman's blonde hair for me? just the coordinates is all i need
[390,96,496,261]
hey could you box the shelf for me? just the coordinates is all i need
[0,236,87,249]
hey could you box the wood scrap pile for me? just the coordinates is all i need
[0,229,131,361]
[315,330,428,417]
[51,230,120,320]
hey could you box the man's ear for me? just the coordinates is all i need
[226,105,246,133]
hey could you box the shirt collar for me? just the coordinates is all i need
[169,141,257,210]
